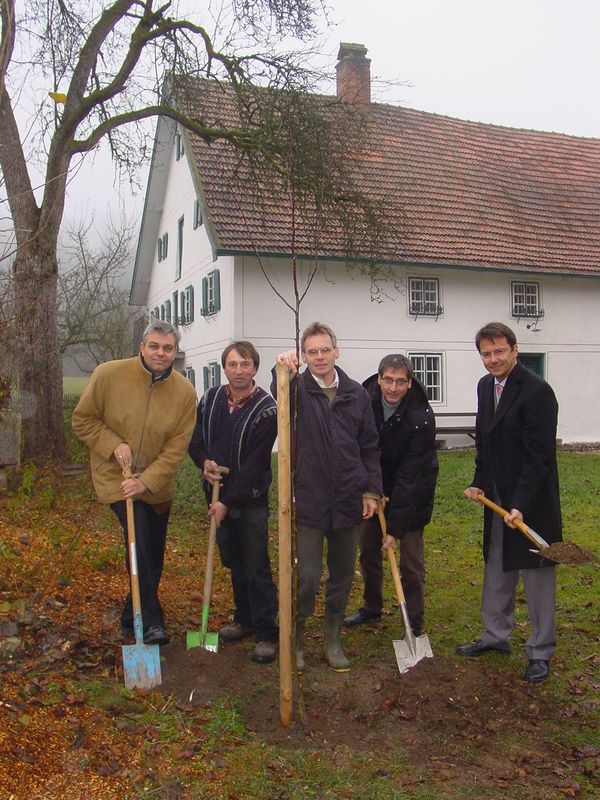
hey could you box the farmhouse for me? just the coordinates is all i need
[131,44,600,443]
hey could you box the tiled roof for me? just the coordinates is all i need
[178,77,600,276]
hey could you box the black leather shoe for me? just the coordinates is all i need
[343,608,382,627]
[143,625,170,646]
[455,638,510,657]
[523,659,550,682]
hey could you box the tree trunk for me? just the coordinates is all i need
[13,231,66,462]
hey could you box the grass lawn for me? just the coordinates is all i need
[0,447,598,799]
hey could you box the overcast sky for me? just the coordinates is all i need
[65,0,600,230]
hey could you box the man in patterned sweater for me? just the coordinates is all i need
[189,341,279,664]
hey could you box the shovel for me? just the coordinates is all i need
[377,503,433,673]
[121,470,161,691]
[476,494,550,552]
[187,465,229,651]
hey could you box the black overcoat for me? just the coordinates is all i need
[363,374,438,537]
[472,360,562,570]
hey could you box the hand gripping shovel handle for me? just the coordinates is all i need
[477,494,550,551]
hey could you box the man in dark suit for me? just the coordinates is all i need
[457,322,562,682]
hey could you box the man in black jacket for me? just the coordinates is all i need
[344,354,438,636]
[457,322,562,683]
[189,341,279,664]
[275,322,382,672]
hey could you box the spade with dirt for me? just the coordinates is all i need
[477,494,598,566]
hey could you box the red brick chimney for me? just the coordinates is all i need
[336,43,371,109]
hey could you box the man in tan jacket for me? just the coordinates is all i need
[72,320,196,645]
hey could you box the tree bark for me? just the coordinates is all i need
[13,231,66,461]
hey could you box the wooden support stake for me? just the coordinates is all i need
[276,363,293,727]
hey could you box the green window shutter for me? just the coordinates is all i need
[163,233,168,257]
[188,286,194,321]
[214,269,221,311]
[216,364,221,386]
[201,277,208,314]
[157,239,162,262]
[203,366,209,390]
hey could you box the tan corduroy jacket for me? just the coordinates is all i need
[72,356,197,505]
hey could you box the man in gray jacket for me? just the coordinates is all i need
[275,322,382,672]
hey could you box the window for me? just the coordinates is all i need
[175,131,184,160]
[151,306,159,319]
[172,292,179,327]
[203,361,221,390]
[164,299,172,323]
[181,285,194,324]
[518,353,545,378]
[176,216,184,280]
[193,199,203,229]
[160,304,165,320]
[157,232,169,262]
[409,352,443,402]
[409,277,443,317]
[182,366,196,387]
[201,269,221,316]
[512,281,544,318]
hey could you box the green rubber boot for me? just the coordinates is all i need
[295,620,305,674]
[325,612,351,672]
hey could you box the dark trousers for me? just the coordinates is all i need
[359,516,426,629]
[296,523,361,620]
[217,505,278,642]
[111,500,170,630]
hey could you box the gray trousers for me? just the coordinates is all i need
[480,513,557,660]
[296,524,360,621]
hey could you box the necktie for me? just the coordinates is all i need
[496,383,503,404]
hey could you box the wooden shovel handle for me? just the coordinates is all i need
[377,503,407,606]
[477,494,549,549]
[203,466,229,608]
[122,469,143,624]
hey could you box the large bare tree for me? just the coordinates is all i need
[58,216,141,370]
[0,0,332,461]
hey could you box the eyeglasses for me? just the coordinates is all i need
[380,376,409,387]
[479,348,512,361]
[304,347,334,357]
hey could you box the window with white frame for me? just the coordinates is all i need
[164,299,172,323]
[201,269,221,316]
[175,131,184,160]
[180,285,194,324]
[203,361,221,390]
[151,306,159,319]
[408,352,443,402]
[511,281,543,318]
[193,198,203,229]
[409,277,443,317]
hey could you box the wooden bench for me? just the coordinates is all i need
[435,413,476,442]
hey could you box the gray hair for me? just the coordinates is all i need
[142,319,181,346]
[378,353,414,379]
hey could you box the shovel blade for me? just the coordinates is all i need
[393,634,434,674]
[203,632,219,653]
[122,642,162,690]
[186,630,202,650]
